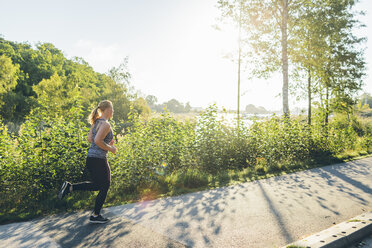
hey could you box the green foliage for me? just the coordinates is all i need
[108,110,196,196]
[250,116,312,169]
[195,105,226,172]
[1,104,372,224]
[0,122,15,208]
[358,93,372,110]
[195,105,255,172]
[32,73,81,113]
[166,168,209,190]
[218,0,366,122]
[196,106,313,172]
[0,54,19,95]
[0,105,89,216]
[0,38,149,124]
[132,97,151,117]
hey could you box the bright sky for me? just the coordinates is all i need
[1,0,371,111]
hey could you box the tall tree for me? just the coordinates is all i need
[219,0,365,122]
[107,57,135,99]
[281,0,289,116]
[145,95,158,108]
[218,0,292,116]
[290,1,329,125]
[313,0,365,124]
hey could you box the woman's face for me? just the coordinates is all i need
[103,105,114,119]
[109,105,114,119]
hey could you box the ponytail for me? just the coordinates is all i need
[88,107,100,125]
[88,100,113,125]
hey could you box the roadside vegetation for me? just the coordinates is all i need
[1,104,371,224]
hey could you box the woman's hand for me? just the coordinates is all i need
[110,145,117,154]
[109,140,116,154]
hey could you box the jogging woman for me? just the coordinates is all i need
[58,100,117,224]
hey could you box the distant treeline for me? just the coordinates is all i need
[0,37,152,126]
[244,104,270,114]
[0,37,194,127]
[145,95,192,113]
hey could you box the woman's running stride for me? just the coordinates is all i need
[58,100,117,224]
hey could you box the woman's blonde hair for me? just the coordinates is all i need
[88,100,113,125]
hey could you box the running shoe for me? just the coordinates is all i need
[89,214,109,224]
[58,181,71,200]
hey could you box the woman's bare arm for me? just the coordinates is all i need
[94,122,116,154]
[88,125,94,143]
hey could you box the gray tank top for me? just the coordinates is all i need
[87,118,114,159]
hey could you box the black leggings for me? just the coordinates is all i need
[72,157,111,215]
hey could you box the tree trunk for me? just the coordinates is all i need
[308,67,312,125]
[237,2,242,131]
[281,0,289,117]
[325,85,329,125]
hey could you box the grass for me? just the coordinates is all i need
[103,151,372,211]
[1,151,372,225]
[348,219,362,222]
[336,149,372,162]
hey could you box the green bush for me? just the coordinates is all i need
[0,122,18,211]
[0,106,90,217]
[250,116,312,169]
[109,110,196,196]
[195,105,257,172]
[1,104,372,224]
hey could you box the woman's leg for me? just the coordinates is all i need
[93,159,111,215]
[71,157,102,192]
[71,181,100,191]
[67,157,110,215]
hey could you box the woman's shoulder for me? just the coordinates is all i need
[94,119,111,131]
[99,119,111,129]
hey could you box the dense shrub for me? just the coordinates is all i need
[1,105,372,223]
[0,106,89,215]
[0,122,17,210]
[109,111,197,195]
[250,116,313,170]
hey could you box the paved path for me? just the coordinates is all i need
[1,157,372,248]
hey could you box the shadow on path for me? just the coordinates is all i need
[257,180,294,243]
[27,210,186,248]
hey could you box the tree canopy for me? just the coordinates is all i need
[218,0,366,122]
[0,37,149,125]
